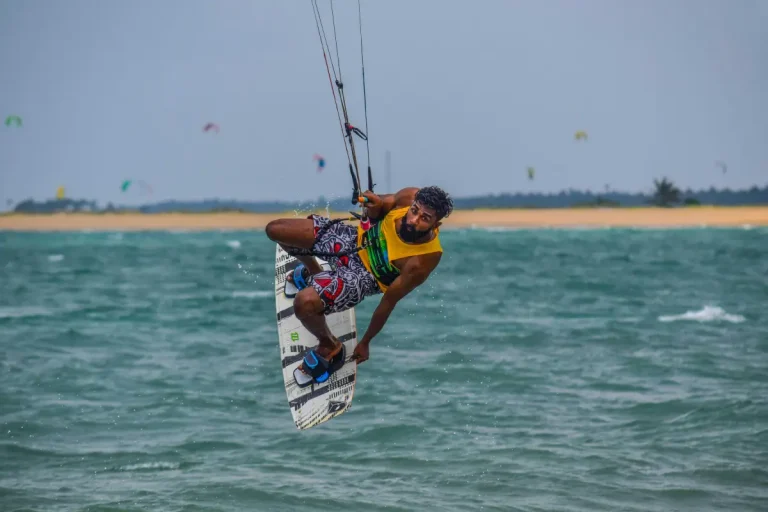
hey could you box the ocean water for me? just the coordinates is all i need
[1,226,767,512]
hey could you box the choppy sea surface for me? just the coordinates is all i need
[1,227,767,512]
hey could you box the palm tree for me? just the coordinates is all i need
[652,177,681,207]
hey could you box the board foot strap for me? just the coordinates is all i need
[293,345,346,388]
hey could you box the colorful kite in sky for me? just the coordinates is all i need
[121,180,153,194]
[313,154,326,173]
[203,122,220,134]
[5,115,22,128]
[715,160,727,174]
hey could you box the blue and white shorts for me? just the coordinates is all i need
[306,214,381,314]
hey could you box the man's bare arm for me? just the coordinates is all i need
[357,253,440,347]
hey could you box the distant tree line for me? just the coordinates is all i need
[11,198,100,214]
[10,180,768,214]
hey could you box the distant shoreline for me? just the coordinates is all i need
[2,206,768,231]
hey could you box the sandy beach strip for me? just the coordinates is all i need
[1,207,768,232]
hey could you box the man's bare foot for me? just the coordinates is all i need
[315,339,343,361]
[285,267,311,293]
[286,265,310,291]
[297,338,343,376]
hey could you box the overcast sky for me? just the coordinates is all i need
[1,0,766,207]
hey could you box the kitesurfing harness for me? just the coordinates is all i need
[358,219,400,286]
[286,215,399,284]
[285,213,401,289]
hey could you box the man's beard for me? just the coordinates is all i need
[399,220,431,243]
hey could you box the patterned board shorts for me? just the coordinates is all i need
[305,214,382,314]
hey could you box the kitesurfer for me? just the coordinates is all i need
[265,185,453,387]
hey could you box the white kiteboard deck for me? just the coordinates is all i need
[274,244,358,430]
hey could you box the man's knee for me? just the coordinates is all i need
[265,217,316,248]
[265,219,283,242]
[294,288,325,319]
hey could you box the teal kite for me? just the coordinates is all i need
[121,180,153,194]
[5,115,22,127]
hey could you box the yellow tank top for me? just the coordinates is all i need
[357,206,443,292]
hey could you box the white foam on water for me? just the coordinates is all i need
[226,240,241,249]
[119,462,180,472]
[232,290,271,299]
[0,306,54,319]
[48,254,64,262]
[658,305,745,324]
[164,282,196,290]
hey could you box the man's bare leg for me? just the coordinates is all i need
[266,218,341,370]
[293,287,342,362]
[265,218,323,275]
[286,252,323,278]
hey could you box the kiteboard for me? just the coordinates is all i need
[274,244,358,430]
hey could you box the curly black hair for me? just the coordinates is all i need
[415,186,453,220]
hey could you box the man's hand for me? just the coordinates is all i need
[361,191,381,208]
[352,257,438,365]
[351,340,370,364]
[360,191,386,220]
[356,188,420,221]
